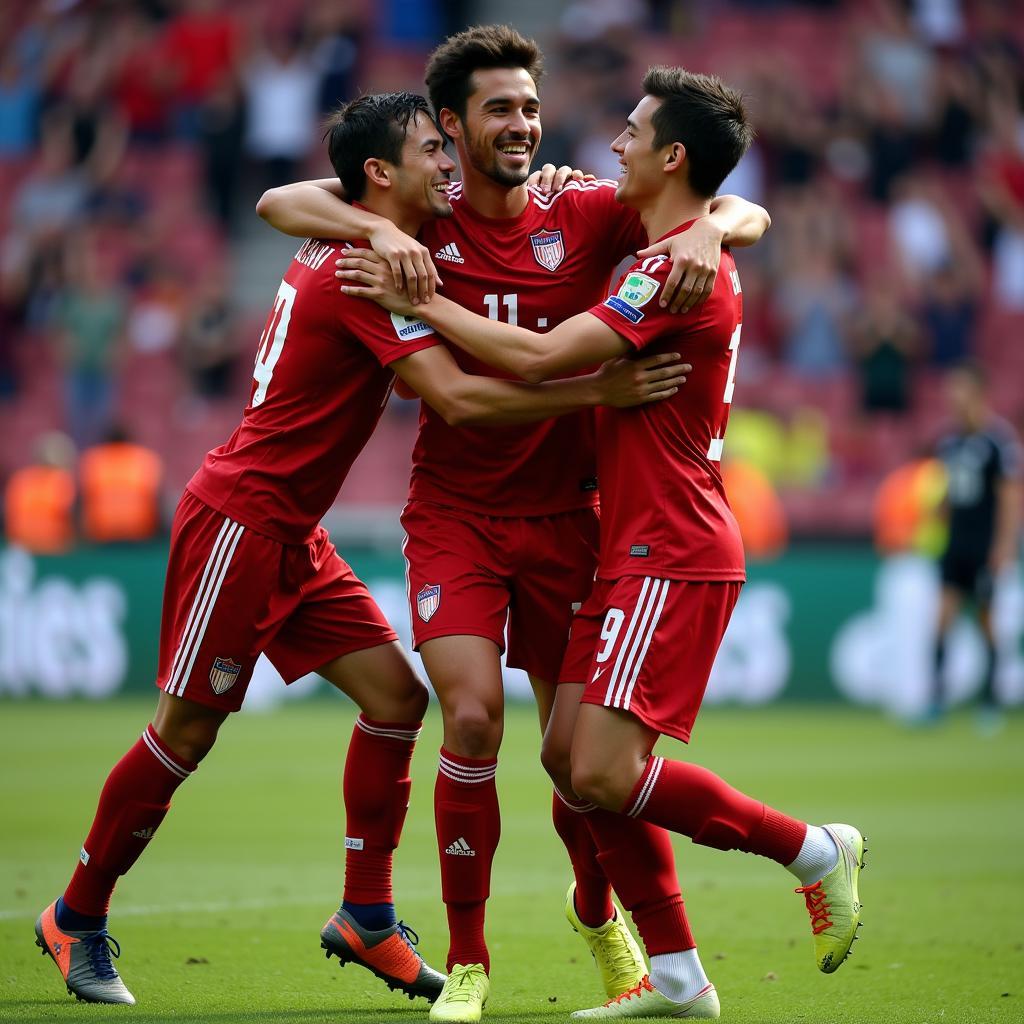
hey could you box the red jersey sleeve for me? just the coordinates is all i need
[335,293,439,366]
[587,255,680,350]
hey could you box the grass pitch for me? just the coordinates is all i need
[1,700,1021,1023]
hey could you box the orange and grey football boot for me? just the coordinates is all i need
[34,900,135,1004]
[320,906,446,1002]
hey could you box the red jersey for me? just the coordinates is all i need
[587,221,746,582]
[188,238,438,544]
[410,179,646,516]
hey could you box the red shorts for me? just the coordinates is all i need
[156,491,397,712]
[400,500,600,682]
[559,576,742,742]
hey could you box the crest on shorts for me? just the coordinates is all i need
[209,656,242,695]
[416,584,441,623]
[529,229,565,272]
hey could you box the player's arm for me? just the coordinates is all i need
[255,178,438,304]
[391,345,688,425]
[637,195,771,313]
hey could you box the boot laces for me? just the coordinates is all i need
[445,965,485,1004]
[81,931,122,981]
[795,880,833,934]
[605,974,654,1007]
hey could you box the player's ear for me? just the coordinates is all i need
[664,142,685,173]
[364,158,391,189]
[439,107,462,141]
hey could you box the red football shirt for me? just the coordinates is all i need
[188,238,439,544]
[586,221,746,581]
[409,180,647,516]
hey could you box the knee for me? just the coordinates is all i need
[445,702,503,758]
[570,754,631,811]
[540,733,574,798]
[387,677,431,723]
[154,715,221,765]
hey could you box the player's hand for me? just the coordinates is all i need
[637,217,726,314]
[336,248,417,316]
[365,221,440,305]
[526,163,596,195]
[594,352,692,408]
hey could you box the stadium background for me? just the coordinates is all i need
[1,3,1023,1023]
[1,0,1022,713]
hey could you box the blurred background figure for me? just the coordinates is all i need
[3,431,77,555]
[79,424,164,545]
[931,363,1022,728]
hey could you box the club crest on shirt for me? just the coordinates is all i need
[529,229,565,272]
[417,584,441,622]
[390,312,435,341]
[209,656,242,695]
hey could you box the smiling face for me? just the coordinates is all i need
[449,66,542,187]
[390,111,456,221]
[610,94,674,209]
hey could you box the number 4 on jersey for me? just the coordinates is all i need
[252,280,296,407]
[707,322,741,462]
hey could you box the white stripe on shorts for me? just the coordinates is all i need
[603,577,653,705]
[620,580,670,711]
[165,517,244,697]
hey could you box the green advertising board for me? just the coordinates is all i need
[0,543,1020,713]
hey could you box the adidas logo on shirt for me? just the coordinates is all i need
[445,836,476,856]
[435,242,465,264]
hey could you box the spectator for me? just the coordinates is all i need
[0,40,40,158]
[79,425,163,543]
[179,268,238,400]
[307,0,363,115]
[50,239,125,447]
[242,27,319,190]
[197,75,245,231]
[851,278,919,414]
[3,431,77,555]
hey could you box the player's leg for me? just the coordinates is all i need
[974,566,1001,729]
[263,538,443,1001]
[570,580,863,988]
[36,493,274,1005]
[932,579,963,716]
[422,634,504,975]
[37,691,222,1005]
[547,632,705,1011]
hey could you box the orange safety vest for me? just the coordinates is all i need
[4,465,76,554]
[79,443,163,543]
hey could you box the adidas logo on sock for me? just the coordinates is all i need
[435,242,465,264]
[132,827,156,839]
[444,836,476,856]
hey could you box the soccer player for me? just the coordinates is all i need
[257,26,770,1022]
[32,91,686,1008]
[339,67,867,1020]
[931,362,1022,728]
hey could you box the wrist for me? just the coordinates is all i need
[702,214,728,242]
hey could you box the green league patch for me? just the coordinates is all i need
[617,272,660,308]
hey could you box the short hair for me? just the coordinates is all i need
[323,92,433,201]
[425,24,544,123]
[641,66,753,198]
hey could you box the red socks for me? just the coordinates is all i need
[435,748,499,972]
[552,790,614,928]
[342,716,421,906]
[584,807,695,954]
[63,725,196,917]
[624,756,807,865]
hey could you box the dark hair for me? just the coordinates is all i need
[323,92,433,201]
[425,24,543,123]
[641,66,753,198]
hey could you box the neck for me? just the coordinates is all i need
[639,189,712,245]
[458,159,530,219]
[363,195,421,239]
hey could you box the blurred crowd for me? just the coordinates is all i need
[1,0,1022,545]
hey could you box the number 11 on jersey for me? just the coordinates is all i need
[707,322,741,462]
